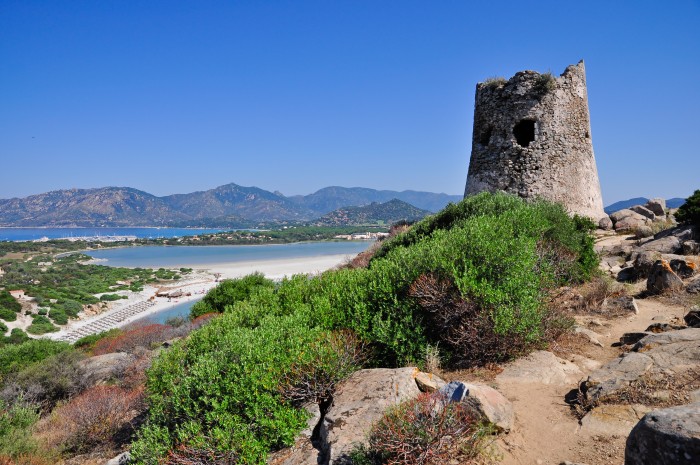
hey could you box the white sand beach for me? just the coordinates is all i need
[48,253,355,342]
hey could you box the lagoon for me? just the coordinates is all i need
[84,241,372,268]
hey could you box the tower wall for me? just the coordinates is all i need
[464,61,605,219]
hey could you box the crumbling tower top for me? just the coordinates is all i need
[464,60,605,220]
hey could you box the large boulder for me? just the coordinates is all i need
[625,403,700,465]
[638,236,683,255]
[685,308,700,328]
[77,352,135,387]
[439,381,514,432]
[631,205,656,221]
[320,367,421,464]
[598,216,614,231]
[647,260,684,294]
[682,240,700,255]
[645,198,667,217]
[670,259,697,279]
[614,211,651,232]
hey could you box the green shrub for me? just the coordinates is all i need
[49,308,68,325]
[100,293,126,302]
[0,291,21,313]
[0,321,7,335]
[0,339,73,378]
[1,329,30,346]
[0,308,17,322]
[0,399,40,458]
[132,312,351,464]
[26,315,58,335]
[190,272,276,318]
[676,189,700,227]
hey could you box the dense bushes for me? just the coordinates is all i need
[676,189,700,226]
[133,193,597,463]
[0,292,21,315]
[26,315,58,335]
[0,339,73,379]
[190,272,275,318]
[0,400,39,459]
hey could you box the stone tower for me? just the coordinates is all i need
[464,60,605,219]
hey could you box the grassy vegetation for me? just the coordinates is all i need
[0,339,73,379]
[130,193,597,464]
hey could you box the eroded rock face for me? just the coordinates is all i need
[77,352,135,387]
[598,216,613,231]
[645,198,667,217]
[625,403,700,465]
[630,205,656,221]
[321,367,421,464]
[638,236,682,255]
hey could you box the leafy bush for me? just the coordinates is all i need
[48,308,68,325]
[0,322,7,335]
[0,309,16,323]
[676,189,700,226]
[350,393,493,465]
[0,400,39,459]
[1,329,29,346]
[0,340,73,378]
[26,315,58,335]
[131,313,355,464]
[190,272,275,318]
[0,292,21,314]
[100,293,126,302]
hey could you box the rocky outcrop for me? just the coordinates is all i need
[77,352,135,386]
[625,403,700,465]
[320,367,421,464]
[581,329,700,404]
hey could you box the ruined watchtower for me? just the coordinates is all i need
[464,60,605,219]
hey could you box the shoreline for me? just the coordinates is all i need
[47,253,355,342]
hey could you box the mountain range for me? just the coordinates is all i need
[0,184,461,227]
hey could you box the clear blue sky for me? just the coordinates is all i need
[1,1,698,204]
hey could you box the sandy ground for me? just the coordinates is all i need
[46,253,355,340]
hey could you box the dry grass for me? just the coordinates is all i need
[575,368,700,417]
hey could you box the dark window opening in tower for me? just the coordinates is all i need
[513,120,535,147]
[479,127,492,146]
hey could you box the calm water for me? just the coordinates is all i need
[84,241,372,268]
[134,299,200,325]
[0,227,226,242]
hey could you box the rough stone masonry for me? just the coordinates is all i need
[464,60,606,220]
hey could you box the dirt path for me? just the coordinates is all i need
[493,296,689,465]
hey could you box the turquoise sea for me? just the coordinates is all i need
[0,227,226,242]
[84,241,372,268]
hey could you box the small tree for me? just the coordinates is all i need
[676,189,700,227]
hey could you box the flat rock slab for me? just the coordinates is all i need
[583,329,700,403]
[580,404,651,437]
[496,350,583,386]
[625,402,700,465]
[321,367,421,464]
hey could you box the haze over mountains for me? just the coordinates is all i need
[0,183,462,227]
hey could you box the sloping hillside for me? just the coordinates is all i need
[313,199,431,226]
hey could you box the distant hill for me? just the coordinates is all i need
[0,187,188,227]
[0,184,459,227]
[292,186,461,214]
[313,199,432,226]
[604,197,687,214]
[162,183,313,222]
